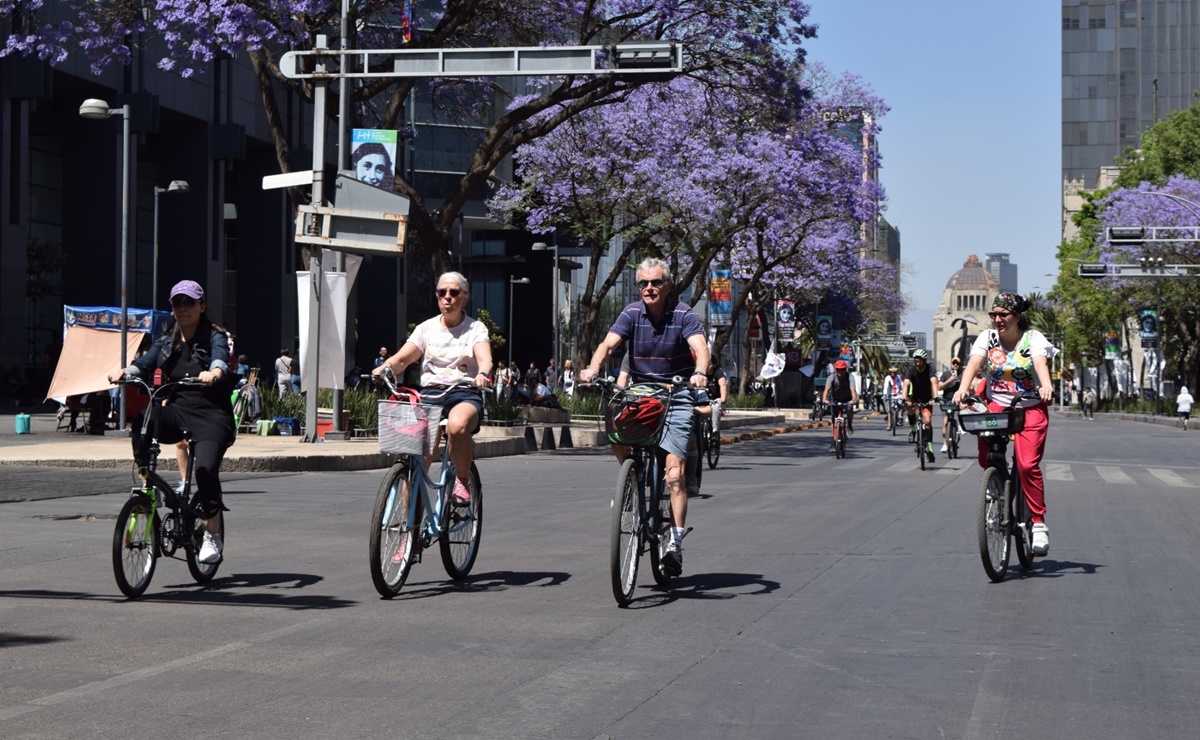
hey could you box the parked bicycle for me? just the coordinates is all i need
[960,390,1041,582]
[829,401,852,459]
[111,377,224,598]
[594,377,687,606]
[368,371,483,597]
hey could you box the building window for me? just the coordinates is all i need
[1089,17,1107,29]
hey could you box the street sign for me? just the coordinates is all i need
[293,173,410,255]
[1077,262,1200,278]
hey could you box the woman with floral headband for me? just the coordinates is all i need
[953,292,1056,556]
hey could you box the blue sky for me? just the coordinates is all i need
[804,1,1062,337]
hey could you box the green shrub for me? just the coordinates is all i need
[564,391,603,417]
[725,393,765,410]
[483,392,522,421]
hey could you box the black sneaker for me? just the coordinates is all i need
[926,450,935,463]
[662,545,682,576]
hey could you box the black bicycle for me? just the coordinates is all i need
[829,401,852,459]
[960,391,1040,582]
[704,410,721,469]
[940,400,963,460]
[910,401,934,470]
[595,377,687,606]
[111,377,224,598]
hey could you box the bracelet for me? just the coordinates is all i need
[692,372,707,377]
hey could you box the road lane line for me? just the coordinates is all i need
[1095,466,1134,485]
[1043,462,1074,482]
[1148,468,1196,488]
[0,618,329,721]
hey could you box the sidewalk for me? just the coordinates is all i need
[0,409,816,472]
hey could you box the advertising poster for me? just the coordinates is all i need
[816,314,832,351]
[1104,326,1121,360]
[776,300,795,341]
[350,129,398,190]
[1139,308,1159,349]
[709,269,732,326]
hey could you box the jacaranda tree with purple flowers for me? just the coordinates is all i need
[1099,175,1200,393]
[2,0,820,276]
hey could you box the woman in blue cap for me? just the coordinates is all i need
[109,279,234,565]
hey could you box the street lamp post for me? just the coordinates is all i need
[152,180,190,310]
[532,239,559,376]
[509,276,530,370]
[80,98,131,433]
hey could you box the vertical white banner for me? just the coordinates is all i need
[296,254,361,392]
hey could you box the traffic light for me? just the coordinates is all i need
[1077,263,1109,278]
[1108,226,1145,244]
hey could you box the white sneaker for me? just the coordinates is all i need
[940,443,948,452]
[1031,522,1049,556]
[198,532,223,564]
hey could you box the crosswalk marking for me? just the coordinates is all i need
[1044,462,1074,482]
[886,459,916,473]
[1148,468,1196,488]
[1096,466,1134,485]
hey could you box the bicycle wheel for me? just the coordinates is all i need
[1012,474,1033,569]
[186,508,224,583]
[369,461,416,597]
[440,463,483,580]
[947,424,959,459]
[978,468,1010,582]
[835,422,845,459]
[112,494,158,598]
[648,478,676,586]
[610,457,641,605]
[917,425,926,470]
[707,426,721,469]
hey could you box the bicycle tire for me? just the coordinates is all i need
[649,474,675,586]
[1012,473,1033,569]
[440,463,483,580]
[186,509,225,583]
[978,467,1010,582]
[369,461,416,598]
[835,421,845,459]
[691,426,704,493]
[611,457,641,605]
[707,427,721,469]
[112,494,158,598]
[917,424,926,470]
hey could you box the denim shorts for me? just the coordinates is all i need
[657,388,696,460]
[421,386,484,433]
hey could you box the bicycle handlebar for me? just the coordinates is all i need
[961,389,1041,410]
[365,368,485,400]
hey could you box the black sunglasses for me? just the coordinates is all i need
[636,278,666,290]
[170,296,198,308]
[988,310,1013,320]
[436,288,463,298]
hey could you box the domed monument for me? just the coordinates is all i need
[931,254,1001,372]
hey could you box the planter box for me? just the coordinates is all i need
[517,407,571,424]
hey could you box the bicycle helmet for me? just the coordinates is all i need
[833,359,848,371]
[608,393,667,446]
[912,349,929,361]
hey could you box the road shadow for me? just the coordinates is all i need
[1008,559,1103,579]
[620,571,781,608]
[0,571,356,610]
[380,569,572,600]
[0,632,72,648]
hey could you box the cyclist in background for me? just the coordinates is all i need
[822,359,857,452]
[903,349,940,463]
[580,257,709,576]
[707,359,729,437]
[882,366,904,432]
[954,293,1055,555]
[939,357,962,452]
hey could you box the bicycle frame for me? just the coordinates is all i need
[395,439,457,551]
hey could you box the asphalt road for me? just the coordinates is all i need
[2,413,1199,738]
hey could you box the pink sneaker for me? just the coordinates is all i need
[451,477,471,506]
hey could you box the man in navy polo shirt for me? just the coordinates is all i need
[580,257,709,576]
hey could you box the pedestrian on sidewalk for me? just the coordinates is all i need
[1177,386,1194,431]
[1082,386,1096,420]
[275,349,292,398]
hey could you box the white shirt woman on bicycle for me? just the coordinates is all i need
[373,272,492,507]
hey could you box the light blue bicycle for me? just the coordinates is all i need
[368,373,483,598]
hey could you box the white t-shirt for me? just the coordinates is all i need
[883,374,903,398]
[406,314,489,387]
[969,328,1054,408]
[1178,392,1194,414]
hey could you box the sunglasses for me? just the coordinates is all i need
[170,296,198,308]
[636,278,666,290]
[436,288,463,298]
[988,311,1013,320]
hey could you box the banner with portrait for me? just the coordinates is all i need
[1139,308,1159,349]
[709,269,732,326]
[351,129,398,190]
[776,300,795,341]
[816,314,832,351]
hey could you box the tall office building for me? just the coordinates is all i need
[1062,0,1200,235]
[984,252,1018,293]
